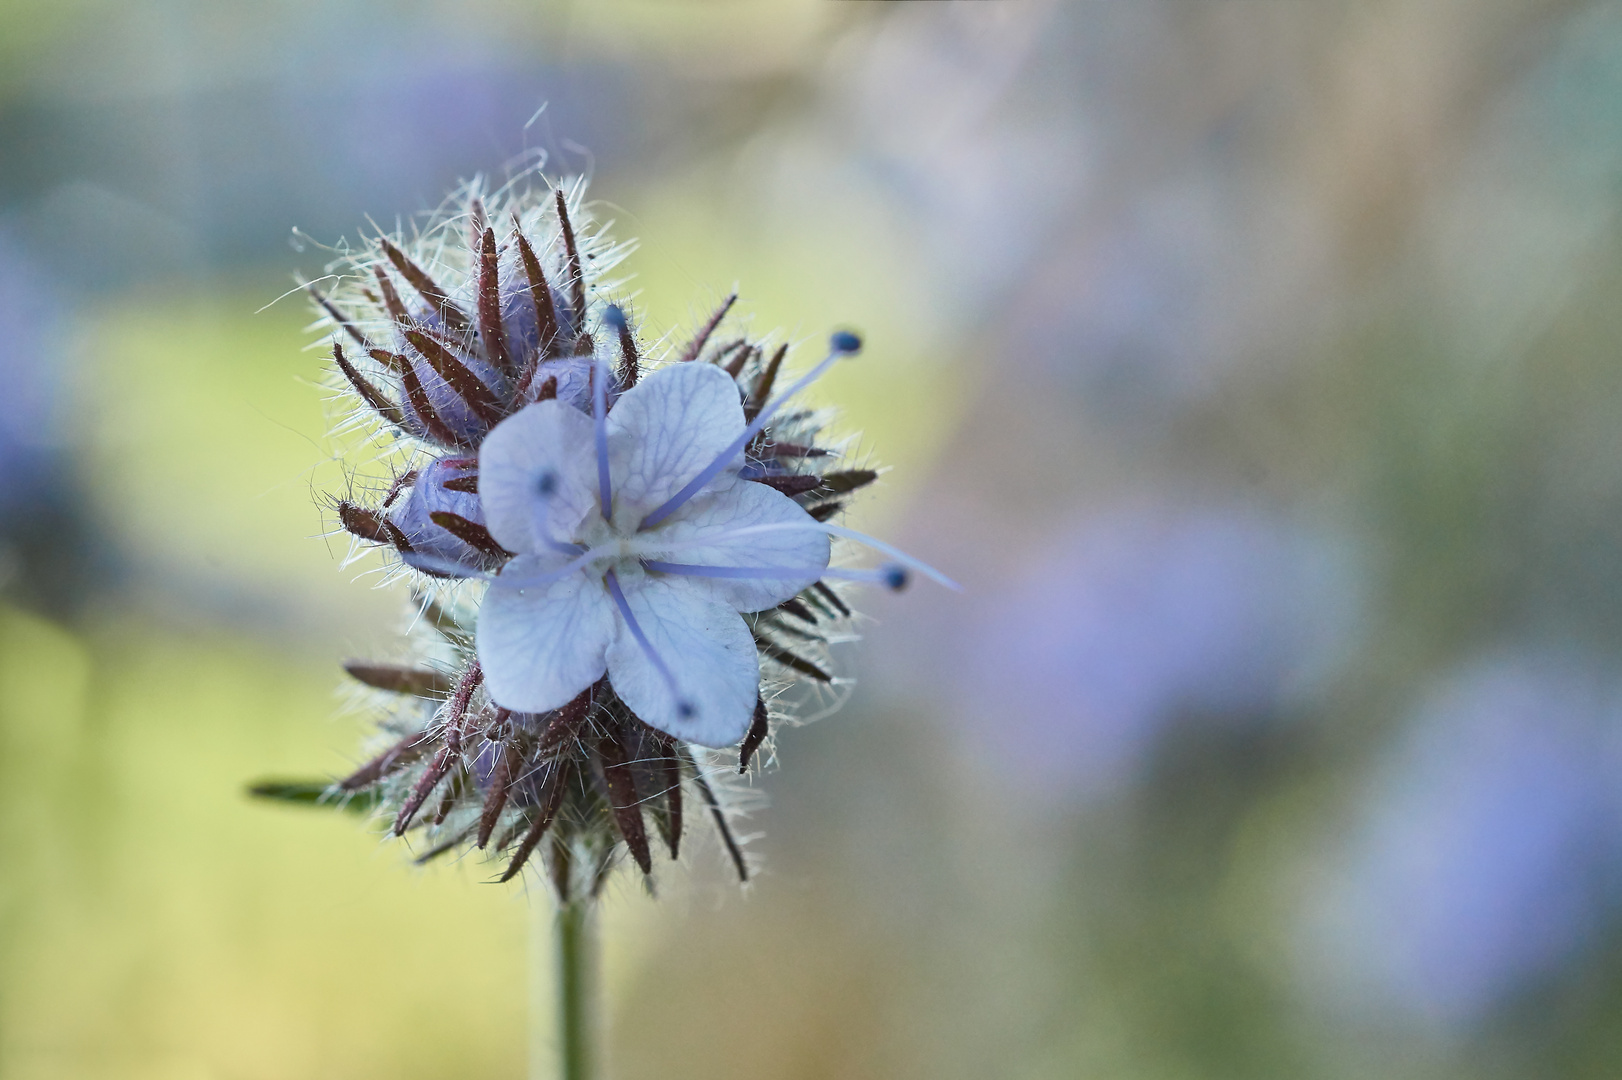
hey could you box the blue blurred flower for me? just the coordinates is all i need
[0,225,105,614]
[1297,651,1622,1028]
[0,227,66,509]
[918,503,1358,798]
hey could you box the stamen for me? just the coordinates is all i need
[641,561,822,580]
[643,521,958,589]
[592,359,613,519]
[816,522,950,588]
[639,333,861,531]
[605,569,695,720]
[665,563,904,589]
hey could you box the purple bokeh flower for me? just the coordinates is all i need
[1297,651,1622,1028]
[890,502,1358,799]
[0,229,66,509]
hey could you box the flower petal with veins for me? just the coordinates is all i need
[646,482,830,611]
[480,400,598,554]
[606,574,760,746]
[478,552,615,712]
[607,363,746,527]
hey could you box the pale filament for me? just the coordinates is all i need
[591,358,614,518]
[638,520,958,589]
[640,561,906,588]
[638,340,852,531]
[605,568,694,717]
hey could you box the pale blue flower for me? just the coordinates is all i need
[475,360,834,746]
[474,338,951,747]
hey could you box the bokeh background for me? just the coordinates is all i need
[6,0,1622,1076]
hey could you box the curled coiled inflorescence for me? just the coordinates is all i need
[266,170,946,900]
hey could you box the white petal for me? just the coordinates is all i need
[479,400,598,554]
[647,481,830,611]
[606,575,759,747]
[606,363,745,526]
[477,554,615,713]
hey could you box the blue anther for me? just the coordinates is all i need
[830,330,862,354]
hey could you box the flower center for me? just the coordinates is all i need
[567,511,672,578]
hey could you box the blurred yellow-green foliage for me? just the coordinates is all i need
[8,2,1622,1078]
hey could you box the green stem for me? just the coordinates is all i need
[555,898,597,1080]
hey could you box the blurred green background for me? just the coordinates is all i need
[8,1,1622,1077]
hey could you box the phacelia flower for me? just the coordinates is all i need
[257,168,950,899]
[477,354,836,747]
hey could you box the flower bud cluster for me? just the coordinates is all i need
[294,172,894,896]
